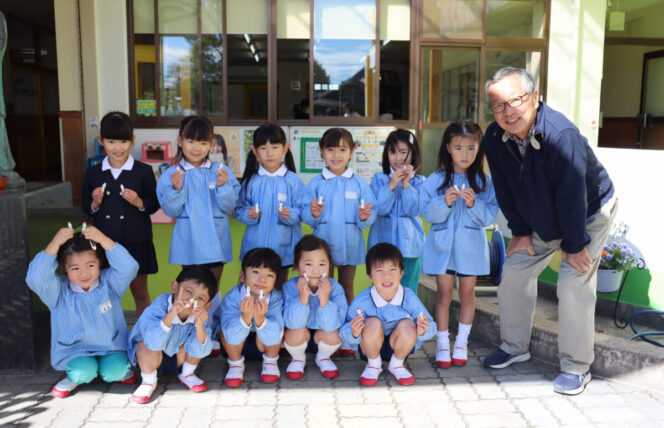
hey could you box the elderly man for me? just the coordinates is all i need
[481,67,617,395]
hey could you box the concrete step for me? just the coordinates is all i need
[418,274,664,393]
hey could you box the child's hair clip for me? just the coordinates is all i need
[89,241,97,251]
[249,144,255,150]
[409,133,414,144]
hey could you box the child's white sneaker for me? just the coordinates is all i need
[452,344,467,366]
[130,382,157,404]
[51,377,78,398]
[388,364,415,386]
[359,363,382,386]
[261,358,280,383]
[286,359,306,380]
[178,373,208,392]
[225,359,245,387]
[315,356,339,379]
[436,345,452,368]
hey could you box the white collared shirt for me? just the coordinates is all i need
[370,284,405,307]
[180,159,212,170]
[102,155,134,180]
[322,166,353,180]
[167,295,196,325]
[258,164,288,177]
[69,279,100,293]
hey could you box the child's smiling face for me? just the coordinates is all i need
[296,248,330,288]
[172,279,212,319]
[64,251,101,290]
[320,139,353,175]
[368,259,403,301]
[241,265,277,298]
[387,140,412,171]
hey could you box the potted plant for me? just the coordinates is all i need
[597,241,637,293]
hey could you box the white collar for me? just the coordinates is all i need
[167,295,196,325]
[258,164,288,177]
[389,166,395,178]
[322,167,353,180]
[69,279,100,293]
[180,159,212,171]
[102,155,134,172]
[370,284,404,307]
[240,284,271,304]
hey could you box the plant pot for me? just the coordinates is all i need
[597,269,624,293]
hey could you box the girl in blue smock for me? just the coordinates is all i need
[234,123,306,289]
[302,128,376,355]
[420,121,498,370]
[368,129,425,294]
[156,116,240,286]
[26,226,139,398]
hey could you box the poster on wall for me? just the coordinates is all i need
[290,127,395,182]
[213,127,245,177]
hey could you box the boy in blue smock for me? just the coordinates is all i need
[26,226,139,398]
[341,243,436,386]
[220,248,284,387]
[127,266,215,404]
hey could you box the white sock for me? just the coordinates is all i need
[368,356,382,368]
[284,342,307,361]
[456,323,472,348]
[437,330,450,347]
[263,354,279,363]
[141,370,157,385]
[181,361,197,377]
[228,356,244,366]
[340,340,352,350]
[316,341,341,360]
[389,355,404,370]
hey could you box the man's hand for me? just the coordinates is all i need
[506,235,535,258]
[562,247,592,274]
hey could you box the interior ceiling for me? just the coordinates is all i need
[0,0,55,30]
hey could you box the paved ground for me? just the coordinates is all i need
[2,338,664,428]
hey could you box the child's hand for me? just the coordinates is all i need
[216,167,228,187]
[240,296,255,325]
[444,187,459,207]
[310,199,323,218]
[193,303,208,328]
[317,277,331,307]
[164,299,187,327]
[278,205,290,220]
[91,186,104,210]
[401,165,414,189]
[416,313,429,336]
[296,276,311,305]
[388,168,407,190]
[350,312,365,338]
[254,297,268,317]
[82,226,115,250]
[459,187,476,208]
[358,203,372,221]
[120,187,144,210]
[247,205,260,219]
[171,168,184,190]
[45,227,75,255]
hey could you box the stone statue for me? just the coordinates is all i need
[0,11,26,189]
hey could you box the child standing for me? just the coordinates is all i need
[26,226,139,398]
[235,123,306,288]
[282,235,348,380]
[220,248,284,387]
[340,243,436,386]
[81,111,159,316]
[420,121,499,368]
[127,266,216,404]
[368,129,425,294]
[302,128,376,355]
[156,116,240,286]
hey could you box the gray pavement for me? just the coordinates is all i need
[2,338,664,428]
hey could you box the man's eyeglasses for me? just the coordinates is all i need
[489,92,530,113]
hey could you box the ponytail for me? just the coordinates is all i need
[284,149,297,174]
[240,149,260,199]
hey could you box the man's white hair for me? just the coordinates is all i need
[485,67,535,102]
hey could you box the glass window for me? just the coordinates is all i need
[486,1,545,38]
[313,0,376,118]
[484,49,542,122]
[134,0,156,117]
[422,0,482,40]
[380,0,410,121]
[277,0,311,120]
[160,36,200,116]
[422,49,479,123]
[158,0,197,34]
[227,0,268,120]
